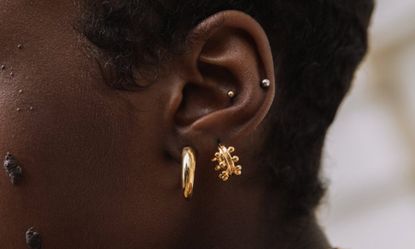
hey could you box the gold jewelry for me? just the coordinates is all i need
[211,144,242,181]
[227,90,236,98]
[182,147,196,199]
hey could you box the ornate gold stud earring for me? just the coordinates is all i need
[3,152,23,184]
[260,79,271,89]
[182,147,196,199]
[211,144,242,181]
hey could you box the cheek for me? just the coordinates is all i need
[0,74,187,248]
[0,3,188,246]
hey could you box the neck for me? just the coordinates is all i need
[178,208,330,249]
[175,174,331,249]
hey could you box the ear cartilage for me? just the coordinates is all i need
[260,79,271,89]
[227,90,236,99]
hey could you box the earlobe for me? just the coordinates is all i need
[172,10,275,150]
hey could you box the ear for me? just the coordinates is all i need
[166,10,275,157]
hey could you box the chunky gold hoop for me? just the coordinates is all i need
[211,144,242,181]
[182,147,196,199]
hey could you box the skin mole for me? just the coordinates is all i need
[3,152,23,184]
[26,227,42,249]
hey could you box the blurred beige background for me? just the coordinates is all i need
[318,0,415,248]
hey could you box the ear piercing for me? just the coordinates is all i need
[26,227,42,249]
[180,142,242,199]
[182,147,196,199]
[212,144,242,181]
[261,79,271,89]
[3,152,23,184]
[226,78,269,99]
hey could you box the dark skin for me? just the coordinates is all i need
[0,1,331,248]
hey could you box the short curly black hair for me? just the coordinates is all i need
[80,0,374,215]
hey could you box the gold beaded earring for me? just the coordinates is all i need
[182,147,196,199]
[211,144,242,181]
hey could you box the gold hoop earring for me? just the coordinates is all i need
[182,147,196,199]
[211,144,242,181]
